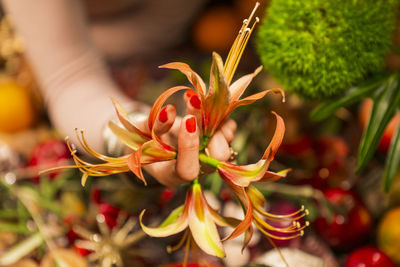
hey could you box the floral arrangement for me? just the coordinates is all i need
[257,0,398,100]
[45,3,308,264]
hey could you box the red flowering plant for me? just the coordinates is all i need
[44,3,308,261]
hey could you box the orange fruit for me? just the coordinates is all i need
[193,7,240,54]
[0,81,36,133]
[377,207,400,263]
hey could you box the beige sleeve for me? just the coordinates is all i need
[2,0,135,153]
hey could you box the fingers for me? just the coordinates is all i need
[220,118,237,144]
[207,131,231,162]
[184,90,202,129]
[206,118,236,162]
[176,115,199,181]
[143,160,186,188]
[153,104,176,136]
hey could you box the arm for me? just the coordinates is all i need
[2,0,140,152]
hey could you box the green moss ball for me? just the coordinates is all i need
[256,0,398,99]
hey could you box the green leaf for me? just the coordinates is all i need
[159,205,184,227]
[357,74,400,172]
[310,76,386,121]
[384,121,400,192]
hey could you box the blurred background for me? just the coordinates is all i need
[0,0,400,266]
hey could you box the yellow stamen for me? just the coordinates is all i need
[223,2,260,84]
[167,229,189,253]
[61,132,130,185]
[183,233,191,267]
[254,219,304,240]
[253,204,306,221]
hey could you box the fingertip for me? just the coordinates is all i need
[207,132,231,162]
[189,95,201,109]
[177,115,200,181]
[158,104,176,123]
[154,105,177,136]
[220,119,237,144]
[181,115,197,134]
[184,89,197,102]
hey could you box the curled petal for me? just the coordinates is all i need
[127,139,176,185]
[127,148,145,184]
[108,121,147,150]
[188,183,225,258]
[262,111,285,161]
[139,206,188,237]
[140,140,176,164]
[147,86,189,133]
[111,98,151,139]
[229,88,285,112]
[229,66,263,102]
[215,112,285,187]
[159,62,206,98]
[203,52,231,137]
[217,160,270,187]
[207,205,240,228]
[258,169,290,183]
[220,177,253,242]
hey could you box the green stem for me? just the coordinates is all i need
[200,136,211,150]
[199,153,221,169]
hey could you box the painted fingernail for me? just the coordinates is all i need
[190,95,201,109]
[185,117,196,133]
[158,106,168,123]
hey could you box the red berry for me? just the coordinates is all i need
[346,246,396,267]
[28,139,70,182]
[314,188,372,250]
[91,187,103,204]
[160,188,175,206]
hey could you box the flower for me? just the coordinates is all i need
[160,29,284,140]
[47,88,187,186]
[216,111,287,187]
[140,181,239,258]
[43,2,310,261]
[221,179,309,250]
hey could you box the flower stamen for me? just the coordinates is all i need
[224,2,260,84]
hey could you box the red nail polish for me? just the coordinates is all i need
[186,117,196,133]
[158,107,168,123]
[190,95,201,109]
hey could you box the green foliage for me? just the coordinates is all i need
[256,0,399,99]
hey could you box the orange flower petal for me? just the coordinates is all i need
[140,140,176,164]
[147,86,189,132]
[159,62,206,98]
[203,52,231,137]
[111,98,151,139]
[262,111,285,161]
[229,88,284,112]
[127,148,146,185]
[220,177,253,242]
[217,160,270,187]
[229,66,263,102]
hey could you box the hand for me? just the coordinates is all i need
[142,95,237,188]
